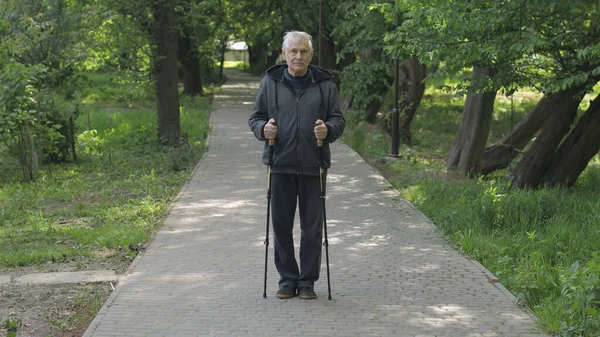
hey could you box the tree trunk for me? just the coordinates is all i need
[219,39,227,79]
[68,115,77,162]
[364,100,381,123]
[509,88,583,188]
[340,94,353,111]
[25,126,38,170]
[481,93,558,175]
[543,95,600,187]
[361,48,383,123]
[152,1,180,144]
[178,34,203,96]
[23,126,35,181]
[318,34,336,70]
[247,44,263,70]
[265,49,280,69]
[447,66,497,176]
[398,56,426,145]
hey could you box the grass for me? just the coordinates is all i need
[0,71,211,269]
[217,60,248,70]
[49,284,107,333]
[341,84,600,337]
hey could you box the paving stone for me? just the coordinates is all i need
[15,270,118,284]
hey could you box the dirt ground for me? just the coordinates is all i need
[0,283,114,337]
[0,251,134,337]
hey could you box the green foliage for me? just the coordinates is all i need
[0,62,45,138]
[83,10,150,72]
[335,0,394,111]
[387,0,600,94]
[79,71,154,104]
[340,57,392,109]
[5,0,104,83]
[0,70,211,267]
[1,318,20,336]
[36,92,81,163]
[0,61,47,180]
[549,256,600,335]
[334,0,393,57]
[0,0,105,179]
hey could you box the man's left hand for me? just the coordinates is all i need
[314,119,327,141]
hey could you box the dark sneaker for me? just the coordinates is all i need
[276,285,296,299]
[298,286,317,299]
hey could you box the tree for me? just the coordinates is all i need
[447,67,497,176]
[395,55,426,145]
[151,0,180,144]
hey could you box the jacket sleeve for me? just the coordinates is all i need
[248,78,269,141]
[324,83,346,143]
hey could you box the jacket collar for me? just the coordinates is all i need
[266,64,333,83]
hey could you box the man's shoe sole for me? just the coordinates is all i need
[299,294,317,300]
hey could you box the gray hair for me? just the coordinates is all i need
[282,31,314,55]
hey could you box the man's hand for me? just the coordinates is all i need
[264,118,277,140]
[314,119,327,141]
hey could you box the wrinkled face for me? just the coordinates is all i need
[282,38,312,77]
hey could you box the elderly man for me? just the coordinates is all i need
[248,31,345,299]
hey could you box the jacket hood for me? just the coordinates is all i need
[265,64,334,83]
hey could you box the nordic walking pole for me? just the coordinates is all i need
[263,138,274,299]
[317,138,332,300]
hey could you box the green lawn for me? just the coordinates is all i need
[0,71,212,270]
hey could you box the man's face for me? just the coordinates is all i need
[283,39,312,77]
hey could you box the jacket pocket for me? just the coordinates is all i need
[273,134,297,168]
[300,133,321,169]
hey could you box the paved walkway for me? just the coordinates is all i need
[83,69,548,337]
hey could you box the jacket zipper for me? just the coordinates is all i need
[280,79,318,175]
[296,97,300,174]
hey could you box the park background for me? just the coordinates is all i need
[1,1,599,336]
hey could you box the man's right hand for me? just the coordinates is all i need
[264,118,277,140]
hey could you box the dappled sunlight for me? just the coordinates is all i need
[355,234,389,248]
[400,263,442,273]
[194,199,256,209]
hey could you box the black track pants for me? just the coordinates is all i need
[271,173,325,288]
